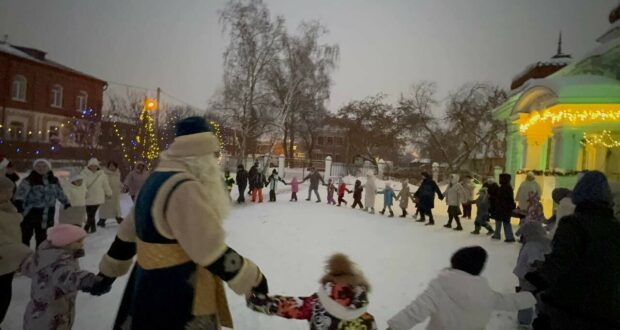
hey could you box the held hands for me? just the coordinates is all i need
[252,274,269,295]
[88,273,116,296]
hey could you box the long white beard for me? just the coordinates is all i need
[167,153,231,221]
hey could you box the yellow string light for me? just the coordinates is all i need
[518,105,620,134]
[582,130,620,148]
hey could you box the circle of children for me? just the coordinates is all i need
[1,148,619,329]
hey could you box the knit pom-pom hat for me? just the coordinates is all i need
[47,224,87,247]
[320,253,370,291]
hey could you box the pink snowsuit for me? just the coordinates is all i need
[290,178,299,201]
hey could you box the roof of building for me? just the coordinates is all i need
[510,33,572,90]
[0,42,106,84]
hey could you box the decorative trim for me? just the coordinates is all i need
[316,285,367,321]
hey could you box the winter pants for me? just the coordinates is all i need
[352,199,363,209]
[337,194,347,206]
[84,205,100,233]
[381,205,393,215]
[0,272,14,324]
[327,192,336,205]
[492,216,515,241]
[400,207,408,217]
[237,184,247,203]
[307,188,320,201]
[462,202,472,219]
[269,189,276,202]
[419,209,434,224]
[21,208,52,247]
[252,188,263,203]
[291,192,298,201]
[474,214,494,233]
[446,214,462,228]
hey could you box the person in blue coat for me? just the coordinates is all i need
[378,182,397,217]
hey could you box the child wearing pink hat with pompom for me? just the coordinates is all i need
[21,224,107,329]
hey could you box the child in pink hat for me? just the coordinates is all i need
[21,224,106,329]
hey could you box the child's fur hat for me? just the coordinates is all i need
[320,253,370,291]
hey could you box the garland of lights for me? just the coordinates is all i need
[581,130,620,148]
[518,108,620,134]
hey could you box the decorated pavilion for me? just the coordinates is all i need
[494,4,620,215]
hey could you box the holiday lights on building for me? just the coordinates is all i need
[582,130,620,148]
[517,105,620,134]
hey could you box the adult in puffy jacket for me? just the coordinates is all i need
[526,171,620,330]
[387,246,534,330]
[491,173,516,242]
[81,158,112,233]
[516,172,541,214]
[123,161,148,200]
[414,172,443,225]
[14,159,70,247]
[248,161,259,196]
[483,177,500,220]
[235,164,248,203]
[98,161,123,227]
[302,167,325,202]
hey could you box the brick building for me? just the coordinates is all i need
[0,41,109,169]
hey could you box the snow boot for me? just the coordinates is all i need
[454,225,463,231]
[369,208,375,214]
[306,198,311,201]
[316,200,321,203]
[443,224,451,228]
[471,230,480,235]
[116,217,123,224]
[486,229,495,235]
[379,209,386,215]
[389,210,394,217]
[425,221,434,226]
[97,219,106,228]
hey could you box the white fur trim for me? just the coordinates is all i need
[0,158,9,170]
[317,285,368,321]
[100,254,134,278]
[33,158,52,170]
[166,132,220,157]
[228,258,261,295]
[151,172,197,240]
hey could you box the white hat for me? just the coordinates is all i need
[33,158,52,170]
[87,158,100,168]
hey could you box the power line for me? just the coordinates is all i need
[106,81,206,112]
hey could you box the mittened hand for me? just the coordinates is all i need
[64,203,71,210]
[89,273,115,296]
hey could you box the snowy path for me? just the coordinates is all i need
[4,184,523,329]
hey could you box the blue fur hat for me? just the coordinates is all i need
[175,117,211,137]
[572,171,612,207]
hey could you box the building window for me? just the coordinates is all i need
[335,137,343,145]
[7,121,26,141]
[47,122,62,144]
[327,137,333,145]
[318,137,325,145]
[11,75,27,101]
[76,91,88,111]
[50,84,63,108]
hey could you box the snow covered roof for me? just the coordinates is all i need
[0,42,106,84]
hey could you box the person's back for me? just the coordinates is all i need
[388,246,534,330]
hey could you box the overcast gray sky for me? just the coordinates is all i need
[1,0,617,112]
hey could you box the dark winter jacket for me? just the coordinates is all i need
[494,174,515,220]
[14,171,69,217]
[526,201,620,329]
[353,182,364,201]
[248,164,259,187]
[236,169,249,187]
[268,173,286,191]
[414,178,443,211]
[484,181,500,219]
[253,172,268,189]
[5,172,19,184]
[303,171,325,190]
[224,175,235,191]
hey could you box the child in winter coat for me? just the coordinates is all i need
[387,246,536,330]
[224,170,235,196]
[513,221,551,327]
[351,180,364,209]
[337,180,351,206]
[267,169,287,202]
[252,170,268,203]
[471,187,494,235]
[443,174,467,231]
[247,253,377,329]
[396,179,415,218]
[290,177,300,202]
[326,178,337,205]
[59,174,87,227]
[0,177,32,325]
[378,182,397,217]
[21,224,104,330]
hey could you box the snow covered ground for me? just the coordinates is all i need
[4,181,524,329]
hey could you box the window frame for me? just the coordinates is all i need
[11,75,27,102]
[76,90,88,111]
[50,84,64,108]
[46,121,62,143]
[6,116,28,141]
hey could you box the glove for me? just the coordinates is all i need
[14,200,24,213]
[89,273,115,296]
[252,274,269,295]
[64,203,71,210]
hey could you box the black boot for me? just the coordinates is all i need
[425,220,434,226]
[380,208,386,215]
[97,219,106,228]
[389,210,394,217]
[116,217,123,224]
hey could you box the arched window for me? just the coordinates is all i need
[11,75,27,101]
[76,90,88,111]
[50,84,63,108]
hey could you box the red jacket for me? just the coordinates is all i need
[338,183,351,195]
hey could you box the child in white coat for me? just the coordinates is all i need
[387,246,535,330]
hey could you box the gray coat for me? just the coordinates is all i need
[22,242,97,330]
[397,184,415,209]
[303,171,325,189]
[0,202,32,275]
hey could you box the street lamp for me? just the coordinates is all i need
[145,99,158,112]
